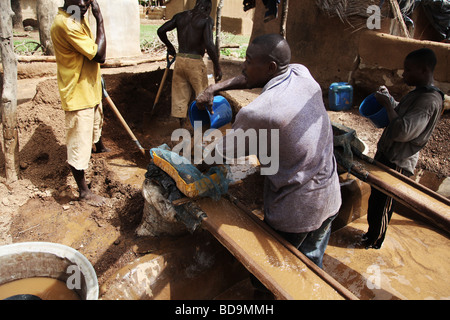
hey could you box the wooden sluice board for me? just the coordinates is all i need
[351,159,450,234]
[195,197,355,300]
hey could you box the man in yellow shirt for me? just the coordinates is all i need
[51,0,107,206]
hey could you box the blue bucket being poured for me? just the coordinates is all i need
[189,95,232,129]
[359,93,389,128]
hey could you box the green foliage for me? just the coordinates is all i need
[13,40,44,55]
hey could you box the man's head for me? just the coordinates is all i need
[64,0,92,18]
[402,48,437,87]
[194,0,212,16]
[242,34,291,88]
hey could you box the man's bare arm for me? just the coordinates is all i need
[203,17,222,82]
[91,0,106,63]
[157,17,178,57]
[196,74,248,110]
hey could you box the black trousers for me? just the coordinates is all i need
[365,152,411,248]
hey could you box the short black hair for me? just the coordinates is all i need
[251,34,291,67]
[405,48,437,71]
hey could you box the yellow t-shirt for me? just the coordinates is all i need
[51,8,101,111]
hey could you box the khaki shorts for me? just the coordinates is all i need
[65,103,103,170]
[171,54,208,119]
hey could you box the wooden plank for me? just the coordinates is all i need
[352,160,450,233]
[196,197,347,300]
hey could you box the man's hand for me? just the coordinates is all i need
[375,85,399,121]
[214,66,223,83]
[374,86,395,109]
[196,85,215,112]
[90,0,101,19]
[167,46,176,59]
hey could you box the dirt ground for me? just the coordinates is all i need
[0,56,449,297]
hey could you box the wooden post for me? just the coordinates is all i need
[389,0,410,38]
[280,0,289,38]
[0,0,20,183]
[215,0,224,58]
[37,0,62,56]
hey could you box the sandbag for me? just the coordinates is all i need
[150,144,229,200]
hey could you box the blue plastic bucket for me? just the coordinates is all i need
[189,95,232,129]
[359,93,389,128]
[329,82,353,111]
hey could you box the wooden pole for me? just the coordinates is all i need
[280,0,289,38]
[215,0,224,58]
[0,0,20,183]
[389,0,410,38]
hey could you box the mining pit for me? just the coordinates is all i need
[1,57,449,300]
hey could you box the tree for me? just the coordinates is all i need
[11,0,23,28]
[1,0,20,183]
[215,0,224,57]
[37,0,62,55]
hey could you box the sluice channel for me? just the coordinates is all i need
[96,67,449,300]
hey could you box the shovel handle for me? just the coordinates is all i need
[166,53,176,68]
[101,77,147,156]
[152,54,175,110]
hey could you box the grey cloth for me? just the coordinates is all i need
[218,64,341,233]
[377,86,443,175]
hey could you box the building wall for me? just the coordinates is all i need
[250,0,450,102]
[164,0,254,35]
[17,0,140,59]
[92,0,141,59]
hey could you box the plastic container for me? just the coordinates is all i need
[359,93,389,128]
[189,95,232,129]
[0,242,98,300]
[329,82,353,111]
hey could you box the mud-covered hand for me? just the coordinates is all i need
[375,86,396,109]
[196,85,215,113]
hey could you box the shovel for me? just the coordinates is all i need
[151,53,175,115]
[101,77,147,156]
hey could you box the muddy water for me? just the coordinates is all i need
[0,277,80,300]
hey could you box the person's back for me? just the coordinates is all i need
[173,9,213,56]
[157,0,221,124]
[231,64,341,234]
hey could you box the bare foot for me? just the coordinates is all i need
[79,190,107,207]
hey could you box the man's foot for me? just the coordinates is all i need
[92,145,111,153]
[93,138,111,153]
[79,190,107,207]
[362,237,381,250]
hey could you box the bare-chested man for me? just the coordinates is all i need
[157,0,222,126]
